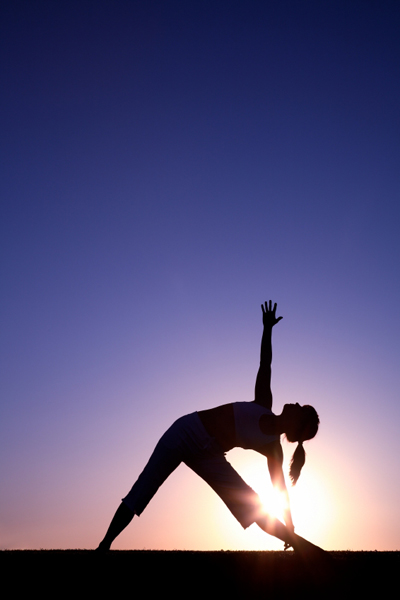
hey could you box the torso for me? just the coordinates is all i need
[197,403,236,451]
[197,401,280,455]
[233,402,279,451]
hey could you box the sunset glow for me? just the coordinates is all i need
[1,1,399,552]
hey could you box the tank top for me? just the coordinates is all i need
[233,402,279,451]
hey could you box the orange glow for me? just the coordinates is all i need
[261,488,288,522]
[290,471,334,546]
[222,448,335,550]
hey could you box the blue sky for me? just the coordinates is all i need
[1,0,399,550]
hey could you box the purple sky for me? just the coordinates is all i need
[1,1,399,550]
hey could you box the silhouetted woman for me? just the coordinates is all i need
[96,301,319,551]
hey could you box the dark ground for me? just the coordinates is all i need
[2,550,398,598]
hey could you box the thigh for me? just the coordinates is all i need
[186,454,263,529]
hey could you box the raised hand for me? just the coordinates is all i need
[261,300,283,328]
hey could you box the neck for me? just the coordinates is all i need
[259,413,285,436]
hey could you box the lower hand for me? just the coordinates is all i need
[284,541,293,551]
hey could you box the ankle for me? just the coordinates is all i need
[96,539,111,551]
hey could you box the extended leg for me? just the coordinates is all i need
[96,431,183,550]
[187,452,321,554]
[256,513,331,569]
[96,502,134,551]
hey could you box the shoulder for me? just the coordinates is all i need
[245,400,273,413]
[253,399,273,411]
[234,401,273,419]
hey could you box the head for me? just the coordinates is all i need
[282,403,319,444]
[282,403,319,485]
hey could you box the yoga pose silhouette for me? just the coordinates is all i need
[96,301,319,552]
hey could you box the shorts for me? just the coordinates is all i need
[122,412,263,529]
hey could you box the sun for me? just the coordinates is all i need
[228,449,288,521]
[227,448,333,546]
[260,487,288,521]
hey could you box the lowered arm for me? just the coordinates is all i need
[266,443,294,536]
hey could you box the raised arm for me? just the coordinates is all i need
[254,301,282,409]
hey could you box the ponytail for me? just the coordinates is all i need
[289,441,306,485]
[287,404,319,484]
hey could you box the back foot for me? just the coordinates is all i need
[292,534,336,584]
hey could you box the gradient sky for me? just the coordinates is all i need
[1,1,399,551]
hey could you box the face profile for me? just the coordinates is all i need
[283,403,319,443]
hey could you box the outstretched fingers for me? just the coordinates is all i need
[261,300,283,326]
